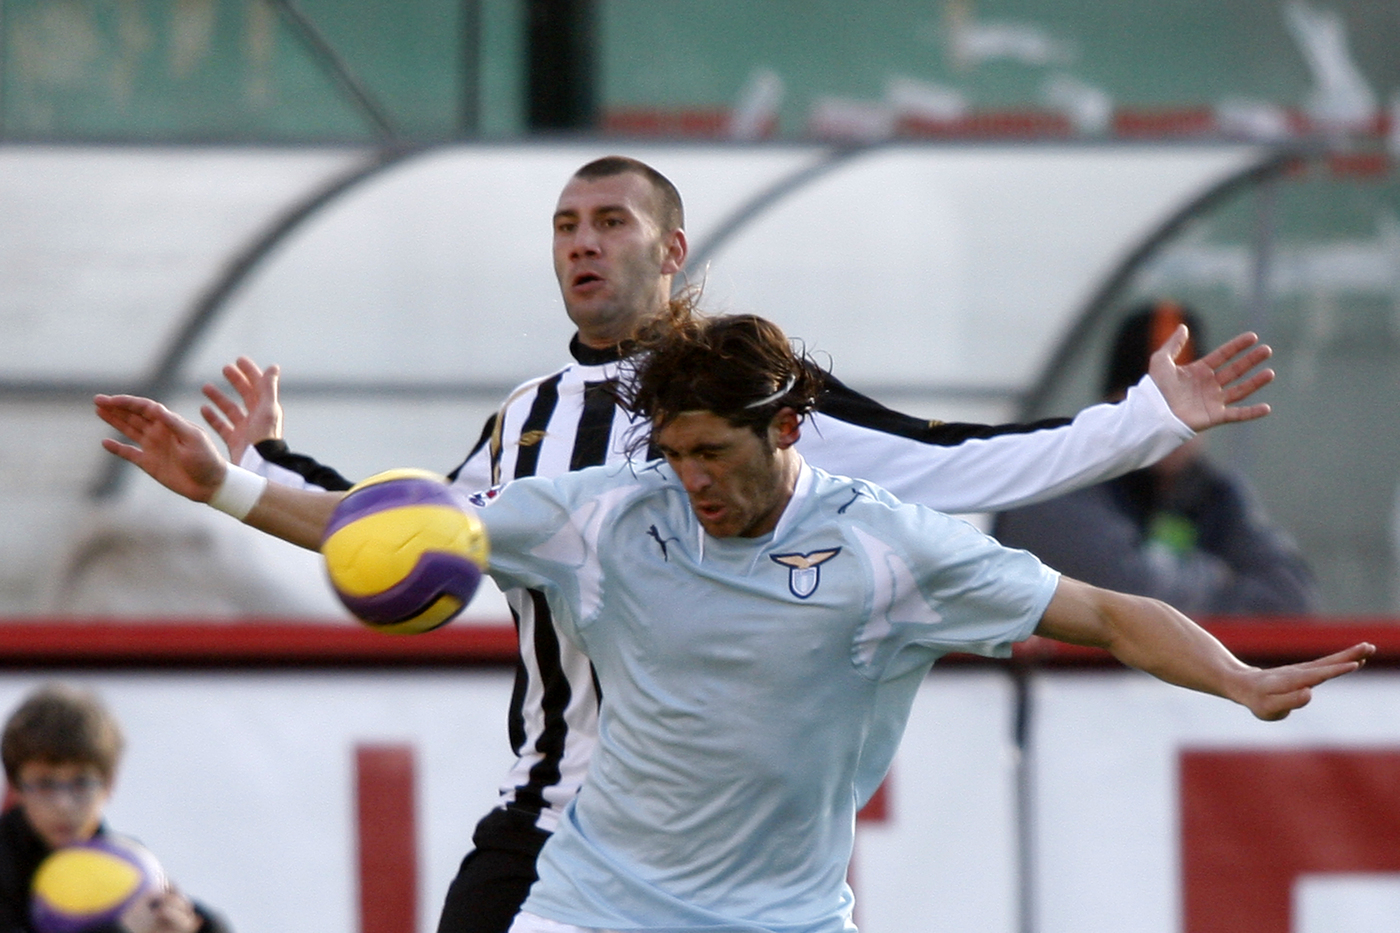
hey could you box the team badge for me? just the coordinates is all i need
[466,485,503,508]
[770,548,842,599]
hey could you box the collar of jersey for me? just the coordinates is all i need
[570,334,630,366]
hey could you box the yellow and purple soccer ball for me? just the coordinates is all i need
[30,836,165,933]
[321,468,490,634]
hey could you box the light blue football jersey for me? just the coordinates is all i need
[480,459,1058,933]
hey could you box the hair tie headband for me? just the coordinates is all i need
[743,373,797,410]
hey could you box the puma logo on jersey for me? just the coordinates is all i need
[518,430,548,448]
[771,548,842,598]
[647,524,680,561]
[838,489,868,514]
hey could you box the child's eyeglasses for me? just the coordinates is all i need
[16,776,105,801]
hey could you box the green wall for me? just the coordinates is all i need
[0,0,1395,142]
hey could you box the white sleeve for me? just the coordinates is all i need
[797,375,1193,514]
[237,445,324,492]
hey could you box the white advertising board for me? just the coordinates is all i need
[0,663,1392,933]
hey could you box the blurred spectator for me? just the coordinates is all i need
[0,683,232,933]
[994,301,1319,616]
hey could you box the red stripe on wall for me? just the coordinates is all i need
[857,775,891,823]
[357,744,418,933]
[0,620,519,667]
[0,618,1394,669]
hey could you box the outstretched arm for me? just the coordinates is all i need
[1036,576,1372,721]
[1150,325,1273,431]
[201,356,283,463]
[95,393,339,550]
[798,327,1275,515]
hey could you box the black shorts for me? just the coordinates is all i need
[436,809,551,933]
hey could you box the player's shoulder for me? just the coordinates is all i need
[498,361,576,402]
[496,357,621,408]
[806,464,973,541]
[515,458,662,504]
[806,464,904,514]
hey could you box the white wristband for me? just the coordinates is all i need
[208,464,268,521]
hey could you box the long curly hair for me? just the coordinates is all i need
[617,291,825,458]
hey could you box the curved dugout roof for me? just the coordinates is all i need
[0,141,1267,616]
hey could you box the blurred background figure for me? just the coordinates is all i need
[0,684,232,933]
[995,301,1319,616]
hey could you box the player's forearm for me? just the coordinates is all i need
[1039,578,1255,705]
[242,480,343,551]
[1105,594,1256,702]
[805,376,1192,514]
[985,378,1192,510]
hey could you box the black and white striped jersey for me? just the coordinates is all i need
[249,333,1192,847]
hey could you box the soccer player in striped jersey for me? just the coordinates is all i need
[197,156,1277,933]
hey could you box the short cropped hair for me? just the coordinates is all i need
[619,294,824,455]
[2,684,125,784]
[573,155,685,233]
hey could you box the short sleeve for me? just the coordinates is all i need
[848,501,1059,680]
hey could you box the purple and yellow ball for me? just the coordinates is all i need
[321,469,490,634]
[30,836,165,933]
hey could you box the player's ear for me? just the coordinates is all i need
[770,408,801,450]
[661,228,687,275]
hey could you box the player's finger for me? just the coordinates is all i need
[1195,331,1259,369]
[1218,402,1271,424]
[96,393,166,417]
[221,355,252,383]
[1310,642,1376,667]
[1258,686,1313,721]
[1220,369,1275,404]
[100,436,142,463]
[95,404,147,438]
[232,356,270,396]
[107,397,194,442]
[1212,343,1273,386]
[201,384,245,425]
[198,404,227,435]
[1153,324,1190,364]
[201,406,234,439]
[234,356,265,380]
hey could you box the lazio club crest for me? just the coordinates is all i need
[770,548,842,599]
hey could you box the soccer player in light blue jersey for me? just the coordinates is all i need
[95,303,1374,933]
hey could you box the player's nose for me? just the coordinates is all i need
[570,224,602,256]
[676,460,710,492]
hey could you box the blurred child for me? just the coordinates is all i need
[0,684,230,933]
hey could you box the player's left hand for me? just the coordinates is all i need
[1150,325,1274,431]
[1230,642,1375,721]
[201,356,283,464]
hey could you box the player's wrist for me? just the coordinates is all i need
[208,463,268,520]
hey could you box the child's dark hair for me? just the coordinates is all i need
[618,291,825,457]
[2,684,125,785]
